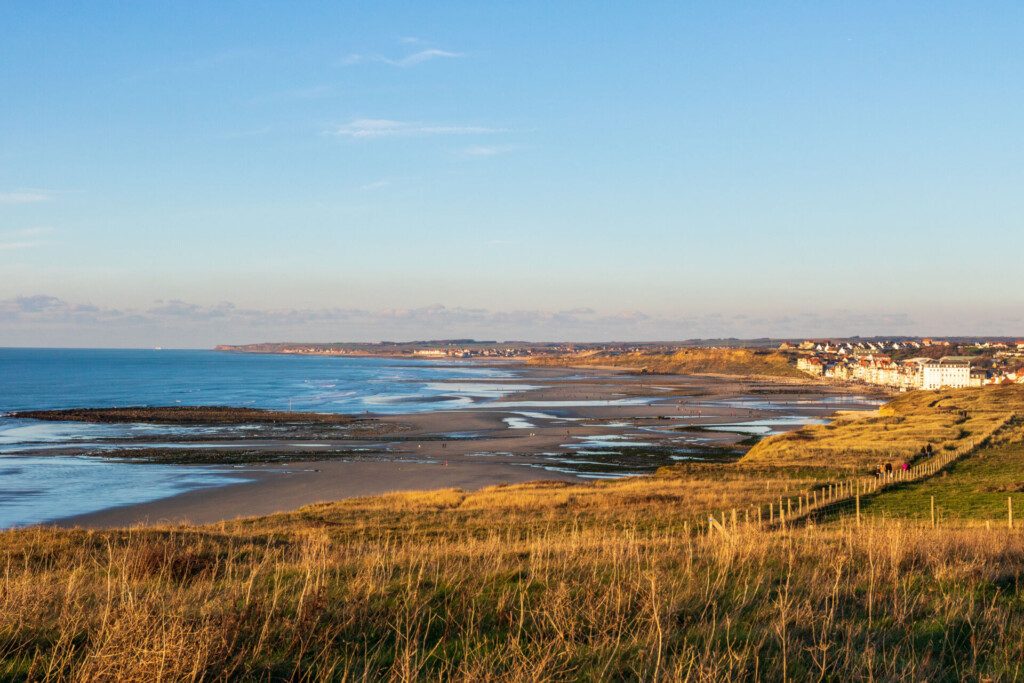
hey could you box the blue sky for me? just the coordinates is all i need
[2,2,1023,346]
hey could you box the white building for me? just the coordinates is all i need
[919,357,971,390]
[796,356,824,376]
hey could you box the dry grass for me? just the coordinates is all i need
[743,385,1024,470]
[530,348,805,378]
[2,518,1023,681]
[249,467,823,539]
[5,387,1024,680]
[4,475,1024,680]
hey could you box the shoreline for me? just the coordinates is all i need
[51,459,578,529]
[6,362,886,530]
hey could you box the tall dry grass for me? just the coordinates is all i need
[529,348,805,378]
[3,481,1024,681]
[744,385,1024,470]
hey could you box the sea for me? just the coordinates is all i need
[0,348,526,528]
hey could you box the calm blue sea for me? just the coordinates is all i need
[0,348,527,528]
[0,348,522,414]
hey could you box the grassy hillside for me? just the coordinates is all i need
[861,443,1024,522]
[530,347,806,378]
[4,476,1024,680]
[6,387,1024,679]
[742,386,1024,470]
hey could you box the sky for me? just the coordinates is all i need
[2,2,1023,347]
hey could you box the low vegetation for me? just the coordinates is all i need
[530,348,806,379]
[862,443,1024,522]
[4,481,1024,680]
[4,387,1024,680]
[742,385,1024,471]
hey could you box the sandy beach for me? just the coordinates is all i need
[24,363,886,529]
[55,459,578,528]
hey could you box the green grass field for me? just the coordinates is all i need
[861,443,1024,522]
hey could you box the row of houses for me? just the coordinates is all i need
[785,339,1024,355]
[784,339,926,355]
[796,354,992,390]
[412,347,536,358]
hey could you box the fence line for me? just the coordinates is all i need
[701,413,1017,537]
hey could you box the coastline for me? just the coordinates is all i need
[52,459,578,528]
[10,361,886,529]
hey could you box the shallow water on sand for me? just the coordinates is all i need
[0,349,531,527]
[0,455,250,528]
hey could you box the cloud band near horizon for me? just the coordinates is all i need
[5,293,1014,349]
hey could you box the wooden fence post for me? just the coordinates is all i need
[930,495,935,529]
[1010,497,1014,531]
[855,491,861,527]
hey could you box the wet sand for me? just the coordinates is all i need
[55,459,577,528]
[27,364,886,529]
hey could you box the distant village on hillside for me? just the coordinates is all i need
[217,337,1024,390]
[784,338,1024,389]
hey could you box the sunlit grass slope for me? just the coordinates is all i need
[4,481,1024,680]
[530,348,806,378]
[742,386,1024,470]
[861,442,1024,522]
[5,388,1024,680]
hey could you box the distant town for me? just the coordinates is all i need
[216,340,581,359]
[217,337,1024,390]
[784,338,1024,389]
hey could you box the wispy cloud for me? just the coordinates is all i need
[342,48,462,68]
[0,190,52,205]
[0,227,52,251]
[393,49,462,66]
[0,296,668,332]
[0,242,41,251]
[330,118,504,139]
[0,295,936,342]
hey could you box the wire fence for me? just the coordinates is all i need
[700,413,1018,537]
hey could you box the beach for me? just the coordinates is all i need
[55,459,578,528]
[10,362,885,528]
